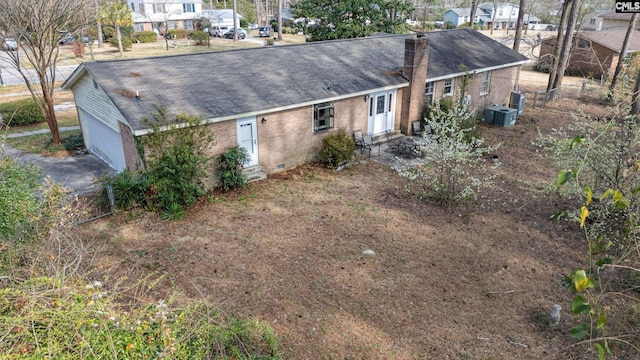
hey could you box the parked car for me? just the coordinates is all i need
[258,26,272,37]
[209,25,230,37]
[59,30,75,45]
[224,28,247,40]
[2,38,18,51]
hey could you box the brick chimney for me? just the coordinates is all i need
[400,33,429,135]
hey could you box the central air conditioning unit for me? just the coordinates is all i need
[493,107,518,127]
[484,105,517,127]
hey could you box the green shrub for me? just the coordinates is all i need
[101,112,213,218]
[101,170,145,210]
[265,38,275,45]
[108,36,133,50]
[240,19,248,28]
[318,129,356,169]
[218,146,249,192]
[190,30,208,45]
[134,31,158,43]
[62,133,84,150]
[0,98,45,127]
[167,29,189,39]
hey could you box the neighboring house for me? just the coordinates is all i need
[129,0,203,34]
[444,3,540,29]
[202,9,242,30]
[443,8,482,27]
[580,10,608,31]
[597,10,639,31]
[538,29,640,78]
[61,29,528,179]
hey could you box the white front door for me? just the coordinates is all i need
[237,117,259,167]
[368,90,396,135]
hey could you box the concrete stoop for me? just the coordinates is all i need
[243,165,267,183]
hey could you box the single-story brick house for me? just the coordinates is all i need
[62,28,528,178]
[538,29,640,78]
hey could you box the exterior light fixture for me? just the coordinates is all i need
[261,117,267,124]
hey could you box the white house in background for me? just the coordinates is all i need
[444,2,540,29]
[201,9,242,29]
[129,0,203,34]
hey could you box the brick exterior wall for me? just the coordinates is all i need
[120,122,144,172]
[539,37,615,78]
[427,66,520,114]
[255,96,370,174]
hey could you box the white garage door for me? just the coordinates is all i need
[80,109,127,171]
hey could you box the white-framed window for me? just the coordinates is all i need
[153,3,165,13]
[314,102,334,131]
[425,81,435,105]
[443,79,453,96]
[139,3,145,15]
[183,3,195,12]
[498,9,503,16]
[480,71,491,95]
[134,23,144,32]
[185,19,194,30]
[130,2,135,11]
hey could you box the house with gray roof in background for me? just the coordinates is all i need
[61,28,528,181]
[538,29,640,78]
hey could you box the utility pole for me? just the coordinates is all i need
[277,0,283,40]
[233,0,238,41]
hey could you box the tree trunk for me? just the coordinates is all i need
[469,0,477,28]
[277,0,283,40]
[490,0,497,35]
[233,0,238,41]
[609,13,638,97]
[552,0,579,91]
[513,0,525,51]
[93,0,103,48]
[546,0,570,92]
[632,68,640,117]
[115,24,124,56]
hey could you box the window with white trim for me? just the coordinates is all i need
[130,2,135,11]
[185,19,194,30]
[480,71,491,95]
[314,102,334,131]
[153,3,165,13]
[183,3,195,13]
[443,79,453,96]
[425,81,435,105]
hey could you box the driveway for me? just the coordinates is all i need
[1,138,116,196]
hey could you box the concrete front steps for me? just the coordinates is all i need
[243,165,267,183]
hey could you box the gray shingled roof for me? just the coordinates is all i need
[67,28,528,133]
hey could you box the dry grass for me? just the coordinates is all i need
[76,87,629,358]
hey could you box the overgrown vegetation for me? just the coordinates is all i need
[218,146,249,192]
[0,98,45,126]
[0,153,281,358]
[0,156,41,243]
[318,128,355,169]
[101,111,213,219]
[397,96,496,206]
[538,99,640,357]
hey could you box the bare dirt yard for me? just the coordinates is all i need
[79,72,626,359]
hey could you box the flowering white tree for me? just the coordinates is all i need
[396,96,498,206]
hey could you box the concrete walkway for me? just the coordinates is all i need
[5,125,80,138]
